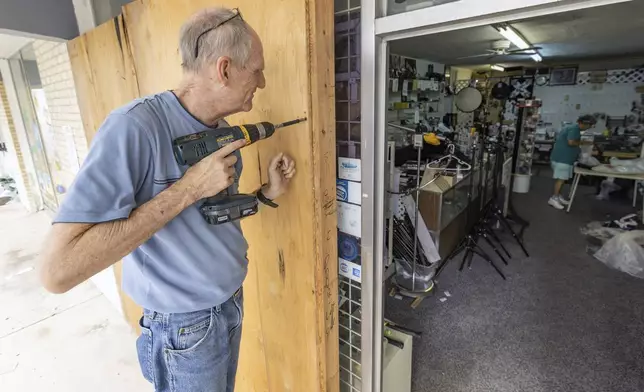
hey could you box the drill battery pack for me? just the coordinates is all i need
[200,193,259,225]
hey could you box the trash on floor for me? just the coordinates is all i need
[582,219,644,279]
[603,213,640,230]
[596,178,622,200]
[594,230,644,279]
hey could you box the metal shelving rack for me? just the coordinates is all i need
[514,103,542,176]
[335,2,366,391]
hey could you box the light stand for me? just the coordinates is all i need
[435,135,507,279]
[481,136,530,258]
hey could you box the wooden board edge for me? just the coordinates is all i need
[113,14,144,333]
[307,0,339,391]
[67,35,97,145]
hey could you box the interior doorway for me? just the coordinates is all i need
[376,1,644,391]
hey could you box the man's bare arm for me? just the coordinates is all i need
[568,139,581,146]
[40,140,246,294]
[40,180,198,293]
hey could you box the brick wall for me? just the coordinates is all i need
[0,80,38,209]
[32,41,88,201]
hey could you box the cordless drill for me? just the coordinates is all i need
[173,118,307,225]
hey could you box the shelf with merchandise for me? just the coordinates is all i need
[514,102,542,177]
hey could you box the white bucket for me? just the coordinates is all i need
[513,173,531,193]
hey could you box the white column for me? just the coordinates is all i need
[72,0,98,34]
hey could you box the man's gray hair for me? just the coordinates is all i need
[179,7,252,72]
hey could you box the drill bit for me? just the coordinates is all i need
[274,118,307,129]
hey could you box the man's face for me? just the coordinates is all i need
[579,122,593,131]
[226,31,266,112]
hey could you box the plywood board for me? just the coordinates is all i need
[70,1,338,391]
[67,16,142,332]
[68,16,140,144]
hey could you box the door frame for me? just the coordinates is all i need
[358,0,633,391]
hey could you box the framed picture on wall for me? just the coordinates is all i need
[550,67,578,86]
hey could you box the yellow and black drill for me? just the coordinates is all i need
[173,118,306,225]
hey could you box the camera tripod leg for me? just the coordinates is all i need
[470,245,507,280]
[483,222,512,259]
[481,232,508,265]
[494,209,529,257]
[459,242,472,272]
[435,238,466,278]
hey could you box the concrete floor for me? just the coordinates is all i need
[0,203,151,391]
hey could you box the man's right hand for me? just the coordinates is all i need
[179,139,247,201]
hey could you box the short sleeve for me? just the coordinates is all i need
[567,126,581,141]
[54,113,153,224]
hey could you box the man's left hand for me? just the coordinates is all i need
[262,153,296,200]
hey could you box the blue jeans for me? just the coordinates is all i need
[136,289,243,392]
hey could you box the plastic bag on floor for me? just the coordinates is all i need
[594,230,644,279]
[596,178,621,200]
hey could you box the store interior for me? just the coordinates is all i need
[357,2,644,391]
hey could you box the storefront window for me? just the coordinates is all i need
[9,44,57,211]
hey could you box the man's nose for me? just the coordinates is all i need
[258,71,266,89]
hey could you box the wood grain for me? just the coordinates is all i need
[67,16,142,333]
[70,1,338,391]
[306,0,339,389]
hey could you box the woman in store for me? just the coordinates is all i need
[548,114,597,209]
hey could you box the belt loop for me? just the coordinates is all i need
[215,304,222,314]
[162,312,169,326]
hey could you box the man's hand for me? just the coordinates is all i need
[263,153,296,200]
[179,139,247,201]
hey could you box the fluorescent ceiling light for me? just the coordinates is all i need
[496,24,543,63]
[497,26,529,49]
[491,65,504,72]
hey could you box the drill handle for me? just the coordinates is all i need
[203,188,229,204]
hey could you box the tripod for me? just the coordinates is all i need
[481,137,530,258]
[435,136,508,279]
[436,136,530,279]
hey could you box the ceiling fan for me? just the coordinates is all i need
[457,40,541,60]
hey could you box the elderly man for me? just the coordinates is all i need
[548,114,596,209]
[38,8,294,392]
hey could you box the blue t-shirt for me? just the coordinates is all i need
[54,91,248,313]
[550,124,581,165]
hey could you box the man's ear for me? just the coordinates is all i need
[215,56,232,84]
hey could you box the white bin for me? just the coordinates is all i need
[513,173,531,193]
